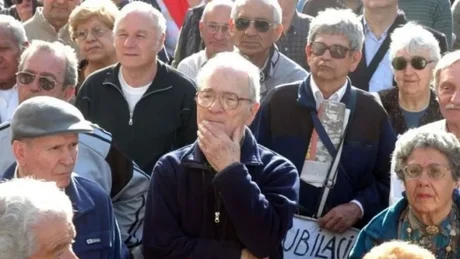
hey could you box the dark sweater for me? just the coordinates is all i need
[251,76,397,228]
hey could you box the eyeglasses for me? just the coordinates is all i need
[310,42,350,59]
[392,56,433,71]
[204,22,230,36]
[16,71,58,91]
[234,18,274,33]
[195,90,252,110]
[75,27,108,41]
[403,163,451,181]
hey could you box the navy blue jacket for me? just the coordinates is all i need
[251,76,397,228]
[3,164,130,259]
[142,128,299,258]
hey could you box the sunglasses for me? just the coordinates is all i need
[310,42,350,59]
[391,56,433,71]
[16,71,58,91]
[234,18,274,33]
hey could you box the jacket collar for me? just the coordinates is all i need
[297,74,352,110]
[3,163,95,219]
[101,61,174,94]
[181,127,263,169]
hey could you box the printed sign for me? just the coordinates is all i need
[283,215,359,259]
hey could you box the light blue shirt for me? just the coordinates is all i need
[363,20,394,92]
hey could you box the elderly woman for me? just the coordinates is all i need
[349,129,460,259]
[69,0,119,89]
[363,241,435,259]
[378,23,443,136]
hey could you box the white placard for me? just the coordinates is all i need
[283,215,359,259]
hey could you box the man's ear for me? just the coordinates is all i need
[64,86,76,102]
[12,140,27,166]
[349,50,362,72]
[245,102,260,126]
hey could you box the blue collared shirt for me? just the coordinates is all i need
[363,20,394,92]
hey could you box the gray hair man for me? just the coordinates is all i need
[230,0,307,100]
[252,8,397,232]
[4,96,129,258]
[0,178,77,259]
[177,0,234,83]
[0,14,28,123]
[23,0,81,57]
[143,52,299,258]
[0,40,149,251]
[76,1,197,175]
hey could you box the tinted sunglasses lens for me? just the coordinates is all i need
[392,57,407,70]
[254,20,270,32]
[311,42,327,56]
[411,57,428,70]
[235,18,250,31]
[38,78,55,91]
[329,46,348,59]
[17,72,34,85]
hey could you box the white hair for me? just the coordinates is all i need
[114,1,167,36]
[231,0,282,24]
[433,50,460,90]
[308,8,364,51]
[0,178,73,258]
[201,0,234,21]
[18,40,79,88]
[0,14,28,50]
[197,52,261,103]
[389,23,441,65]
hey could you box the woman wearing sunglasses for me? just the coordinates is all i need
[378,23,443,136]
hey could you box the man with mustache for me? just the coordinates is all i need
[252,8,397,232]
[177,0,234,83]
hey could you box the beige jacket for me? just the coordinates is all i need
[23,7,80,59]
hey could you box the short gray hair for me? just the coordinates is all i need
[307,8,364,51]
[201,0,234,21]
[114,1,167,36]
[433,50,460,90]
[0,178,73,258]
[0,14,28,50]
[18,40,79,88]
[196,52,261,103]
[392,129,460,181]
[389,23,441,65]
[231,0,282,24]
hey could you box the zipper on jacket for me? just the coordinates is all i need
[129,112,133,125]
[214,189,221,224]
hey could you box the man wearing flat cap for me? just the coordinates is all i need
[2,96,129,259]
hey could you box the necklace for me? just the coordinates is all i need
[403,205,459,258]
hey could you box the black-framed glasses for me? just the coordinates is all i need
[234,17,274,33]
[195,90,252,110]
[75,27,108,41]
[16,71,58,91]
[310,42,350,59]
[403,163,451,181]
[204,22,230,36]
[392,56,433,71]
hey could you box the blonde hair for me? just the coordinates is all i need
[363,241,436,259]
[69,0,120,41]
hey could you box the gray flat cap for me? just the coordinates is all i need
[11,96,93,142]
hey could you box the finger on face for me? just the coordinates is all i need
[201,120,227,139]
[198,122,216,140]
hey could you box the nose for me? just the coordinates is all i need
[214,29,224,40]
[208,97,225,113]
[85,31,96,42]
[123,35,137,48]
[451,88,460,104]
[244,22,258,36]
[416,171,431,186]
[404,63,415,75]
[61,147,76,166]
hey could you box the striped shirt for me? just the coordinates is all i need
[399,0,453,49]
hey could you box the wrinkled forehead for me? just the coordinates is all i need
[22,50,66,76]
[203,5,232,23]
[234,0,275,21]
[200,66,251,95]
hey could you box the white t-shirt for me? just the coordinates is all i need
[118,69,151,113]
[0,86,19,123]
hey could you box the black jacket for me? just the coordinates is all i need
[75,61,197,174]
[349,11,448,92]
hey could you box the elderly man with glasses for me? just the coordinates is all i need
[252,8,397,232]
[177,0,234,83]
[230,0,307,101]
[142,52,299,259]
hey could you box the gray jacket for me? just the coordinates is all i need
[0,121,150,248]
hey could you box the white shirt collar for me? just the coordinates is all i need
[310,77,348,110]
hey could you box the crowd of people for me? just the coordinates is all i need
[1,0,460,258]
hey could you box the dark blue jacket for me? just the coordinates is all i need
[142,128,299,259]
[3,163,130,259]
[349,190,460,258]
[251,76,397,228]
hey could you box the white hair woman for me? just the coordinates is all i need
[350,129,460,258]
[378,23,443,135]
